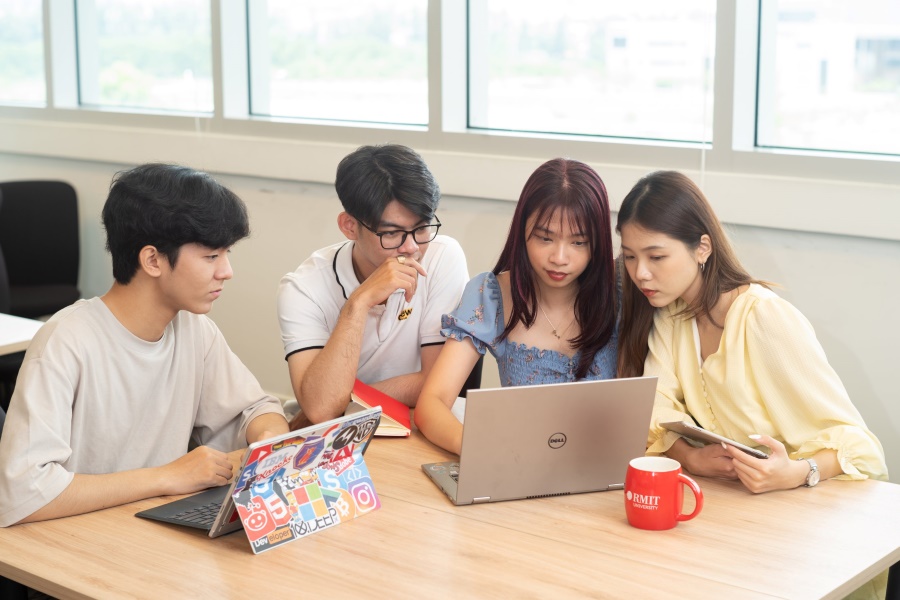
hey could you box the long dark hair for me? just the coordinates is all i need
[616,171,767,377]
[493,158,616,379]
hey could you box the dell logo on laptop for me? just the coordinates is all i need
[548,433,567,449]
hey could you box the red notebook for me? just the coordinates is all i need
[344,379,411,437]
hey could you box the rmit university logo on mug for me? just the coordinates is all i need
[626,491,660,510]
[548,433,567,449]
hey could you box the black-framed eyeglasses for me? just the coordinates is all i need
[358,216,442,249]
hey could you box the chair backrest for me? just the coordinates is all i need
[0,191,9,314]
[459,355,484,398]
[0,240,10,315]
[0,180,79,287]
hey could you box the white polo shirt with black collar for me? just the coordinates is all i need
[277,235,469,384]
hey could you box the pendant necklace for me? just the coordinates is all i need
[538,303,566,340]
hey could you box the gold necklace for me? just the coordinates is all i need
[538,303,568,340]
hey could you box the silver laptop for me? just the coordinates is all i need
[422,376,657,505]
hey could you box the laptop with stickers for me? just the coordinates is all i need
[137,407,382,553]
[422,377,657,505]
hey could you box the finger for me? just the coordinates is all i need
[723,442,768,468]
[394,262,422,285]
[196,448,232,472]
[390,271,425,296]
[208,451,231,468]
[378,262,414,288]
[207,474,230,488]
[715,453,738,477]
[733,469,764,493]
[217,462,234,480]
[722,442,749,463]
[201,455,232,481]
[706,446,737,477]
[730,454,760,477]
[388,264,417,302]
[405,272,418,302]
[705,442,731,458]
[731,460,765,490]
[732,450,781,490]
[738,467,775,494]
[748,434,788,458]
[402,257,427,278]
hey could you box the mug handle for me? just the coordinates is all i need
[676,473,704,522]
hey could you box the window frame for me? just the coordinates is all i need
[0,0,48,106]
[73,0,216,114]
[0,0,896,242]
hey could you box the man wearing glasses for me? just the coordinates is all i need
[277,144,469,428]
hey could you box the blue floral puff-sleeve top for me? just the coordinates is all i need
[441,272,618,387]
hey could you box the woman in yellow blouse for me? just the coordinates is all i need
[616,171,887,494]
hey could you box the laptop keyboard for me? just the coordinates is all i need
[172,501,222,526]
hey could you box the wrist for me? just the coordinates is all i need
[146,465,173,496]
[664,438,693,472]
[343,293,374,317]
[680,448,699,475]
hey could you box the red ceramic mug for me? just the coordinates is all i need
[624,456,703,530]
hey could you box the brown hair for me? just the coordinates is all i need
[615,171,768,377]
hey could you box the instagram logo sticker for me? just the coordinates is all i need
[349,478,381,514]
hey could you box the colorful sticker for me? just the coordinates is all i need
[232,412,382,554]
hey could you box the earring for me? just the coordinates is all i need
[700,262,706,272]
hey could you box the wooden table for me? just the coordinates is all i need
[1,432,898,599]
[0,313,43,356]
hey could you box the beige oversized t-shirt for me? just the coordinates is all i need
[0,298,284,527]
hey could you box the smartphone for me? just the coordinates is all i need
[660,421,769,459]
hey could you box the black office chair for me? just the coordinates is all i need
[0,191,7,314]
[0,180,80,319]
[459,355,484,398]
[0,234,24,596]
[887,562,899,600]
[0,194,25,412]
[0,194,48,600]
[0,576,26,600]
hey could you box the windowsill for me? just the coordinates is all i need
[1,114,897,242]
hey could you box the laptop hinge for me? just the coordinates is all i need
[607,483,625,491]
[472,496,491,504]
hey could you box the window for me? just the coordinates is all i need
[0,0,45,105]
[248,0,428,125]
[75,0,213,113]
[757,0,900,155]
[468,0,716,143]
[0,1,896,244]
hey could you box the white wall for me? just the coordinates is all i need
[1,152,898,479]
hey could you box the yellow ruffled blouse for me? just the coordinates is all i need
[645,284,888,481]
